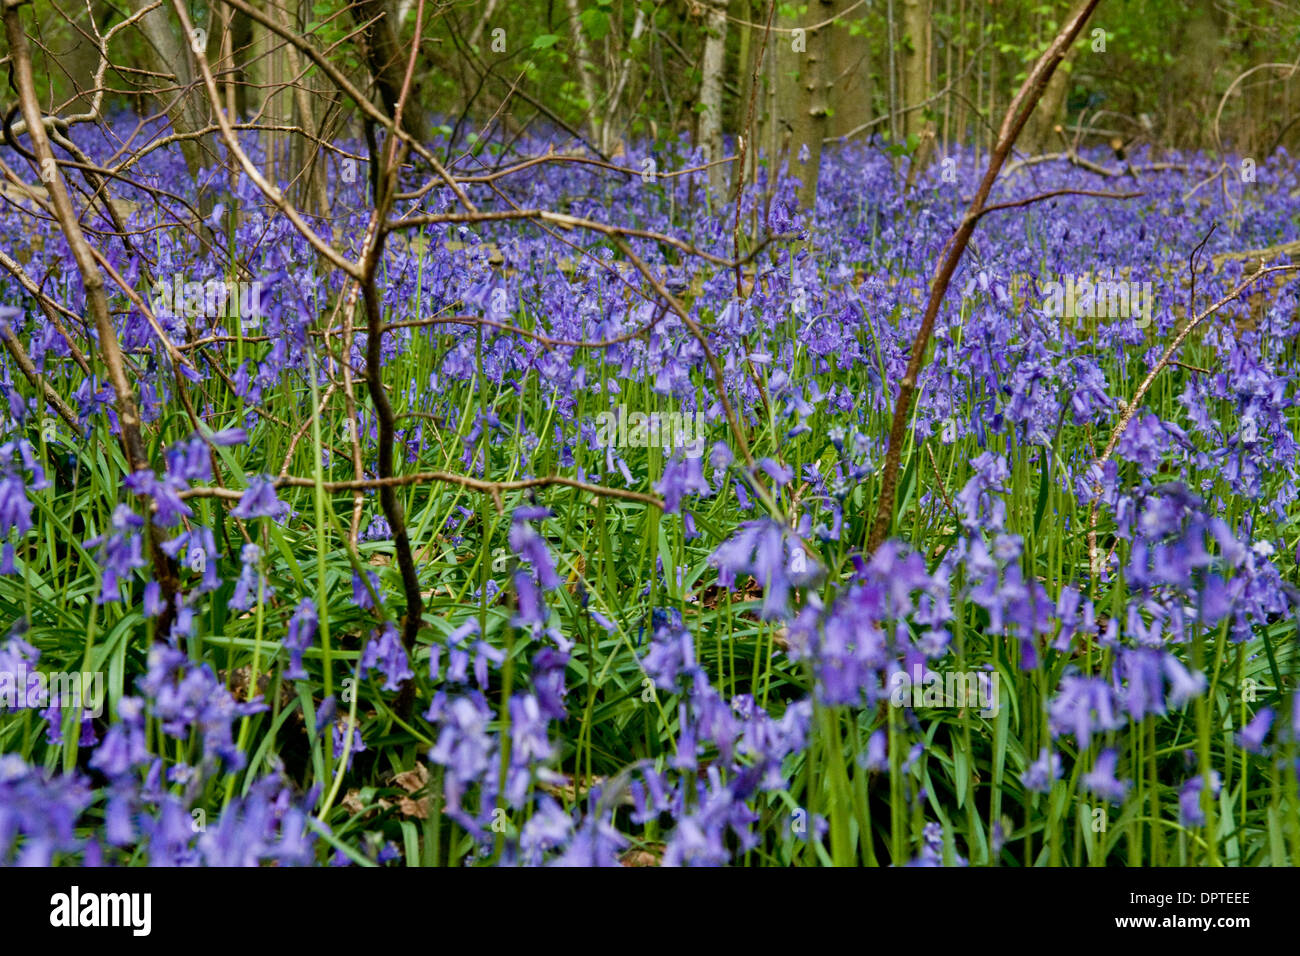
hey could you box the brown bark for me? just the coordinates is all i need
[563,0,603,150]
[698,0,729,198]
[900,0,931,141]
[126,0,213,177]
[789,0,845,208]
[350,0,426,143]
[827,2,871,139]
[1022,1,1090,155]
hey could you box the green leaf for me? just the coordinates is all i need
[579,8,611,40]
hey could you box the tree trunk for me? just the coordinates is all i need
[1022,50,1073,154]
[901,0,931,139]
[1022,1,1090,154]
[127,0,213,178]
[349,0,425,143]
[564,0,604,150]
[827,2,872,138]
[606,5,649,154]
[48,4,101,116]
[900,0,935,181]
[698,0,729,198]
[230,6,255,118]
[886,0,899,148]
[789,0,843,209]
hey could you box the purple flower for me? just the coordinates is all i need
[640,608,699,690]
[860,728,888,772]
[551,807,627,867]
[519,796,573,865]
[1179,772,1221,826]
[428,694,496,833]
[229,543,264,611]
[124,468,193,527]
[506,693,554,806]
[162,526,221,593]
[360,621,413,691]
[1163,655,1206,709]
[84,505,147,603]
[1116,647,1167,721]
[509,507,560,628]
[1049,675,1122,749]
[1022,747,1062,794]
[283,599,318,680]
[1082,749,1130,804]
[232,475,286,520]
[0,475,33,536]
[208,427,248,447]
[333,720,366,770]
[352,569,381,610]
[138,643,264,769]
[1237,707,1273,754]
[89,697,149,778]
[655,454,710,513]
[954,452,1010,532]
[710,519,803,619]
[193,776,318,865]
[663,816,729,867]
[0,756,93,865]
[905,822,968,867]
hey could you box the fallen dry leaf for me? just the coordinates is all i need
[392,764,429,793]
[620,847,663,867]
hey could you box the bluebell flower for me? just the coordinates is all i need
[352,569,381,609]
[84,505,146,603]
[229,543,264,611]
[654,454,710,513]
[283,599,317,680]
[519,795,573,866]
[1050,675,1122,748]
[1237,707,1273,753]
[640,607,699,690]
[232,475,285,520]
[1082,749,1130,804]
[360,621,413,691]
[710,518,800,619]
[1022,747,1062,794]
[1179,772,1221,826]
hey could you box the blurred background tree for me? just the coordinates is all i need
[22,0,1300,208]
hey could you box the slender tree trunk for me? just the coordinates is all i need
[245,7,278,181]
[731,1,754,197]
[127,0,213,177]
[564,0,604,150]
[261,6,292,182]
[698,0,730,197]
[973,0,984,168]
[901,0,935,182]
[1023,0,1090,154]
[763,9,786,213]
[827,0,872,138]
[954,0,966,146]
[986,14,998,158]
[941,0,952,154]
[349,0,425,143]
[230,6,254,118]
[901,0,931,139]
[886,0,899,148]
[606,5,649,153]
[273,0,329,216]
[789,0,844,208]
